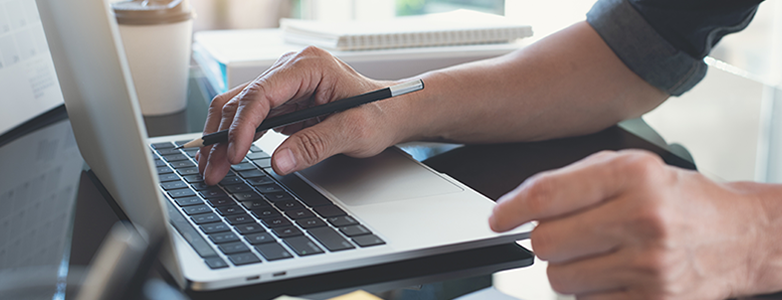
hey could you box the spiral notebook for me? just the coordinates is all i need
[280,9,533,51]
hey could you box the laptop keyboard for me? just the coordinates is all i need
[150,141,385,269]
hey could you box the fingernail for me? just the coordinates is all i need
[275,148,297,174]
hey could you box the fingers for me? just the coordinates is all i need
[530,197,628,263]
[271,108,385,175]
[198,82,249,177]
[546,249,633,295]
[489,150,665,232]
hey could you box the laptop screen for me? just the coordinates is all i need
[0,0,64,137]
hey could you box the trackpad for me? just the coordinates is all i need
[298,149,463,206]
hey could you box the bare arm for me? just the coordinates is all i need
[400,21,668,144]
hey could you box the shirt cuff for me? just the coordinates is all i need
[586,0,706,96]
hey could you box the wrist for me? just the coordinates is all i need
[727,182,782,296]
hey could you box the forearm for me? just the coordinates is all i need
[394,21,668,144]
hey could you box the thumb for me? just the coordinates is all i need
[271,124,345,175]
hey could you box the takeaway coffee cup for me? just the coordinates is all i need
[113,0,194,116]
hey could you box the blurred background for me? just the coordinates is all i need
[190,0,782,87]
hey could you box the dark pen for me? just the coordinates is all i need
[176,79,424,149]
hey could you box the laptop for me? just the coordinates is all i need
[36,0,533,291]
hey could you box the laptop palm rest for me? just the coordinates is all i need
[299,149,463,206]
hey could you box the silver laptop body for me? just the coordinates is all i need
[37,0,532,291]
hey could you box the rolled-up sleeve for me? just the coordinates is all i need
[586,0,762,96]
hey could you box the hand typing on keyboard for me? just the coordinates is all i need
[197,46,400,186]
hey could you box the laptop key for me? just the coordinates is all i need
[339,224,372,237]
[218,242,250,254]
[228,252,261,266]
[286,209,315,220]
[223,184,253,194]
[190,182,213,191]
[263,192,293,202]
[183,149,198,157]
[244,232,275,245]
[162,153,189,162]
[151,142,175,149]
[159,173,180,182]
[246,176,274,185]
[296,218,327,229]
[154,160,167,167]
[251,208,281,219]
[219,176,244,186]
[272,226,303,238]
[225,214,255,225]
[233,192,263,201]
[156,148,182,156]
[204,257,228,269]
[160,180,187,190]
[182,204,212,215]
[205,197,235,207]
[173,196,203,207]
[191,213,220,225]
[252,158,272,168]
[255,183,284,194]
[274,200,304,211]
[209,232,240,244]
[314,205,347,218]
[238,170,265,179]
[156,166,173,174]
[249,145,263,152]
[231,163,256,172]
[169,188,196,198]
[200,222,231,234]
[261,217,291,228]
[246,151,269,160]
[241,200,270,210]
[352,234,386,247]
[308,227,355,252]
[169,160,195,169]
[234,223,265,235]
[283,236,324,256]
[183,174,205,183]
[176,167,200,176]
[255,243,293,261]
[327,216,358,227]
[214,205,245,216]
[199,188,228,199]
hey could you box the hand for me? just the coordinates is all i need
[197,46,409,185]
[489,150,773,299]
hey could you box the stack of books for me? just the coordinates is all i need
[280,9,532,51]
[192,10,532,96]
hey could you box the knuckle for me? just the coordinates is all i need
[616,150,665,182]
[633,204,672,241]
[221,100,238,116]
[299,45,328,57]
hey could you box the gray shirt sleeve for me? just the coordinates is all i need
[586,0,760,96]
